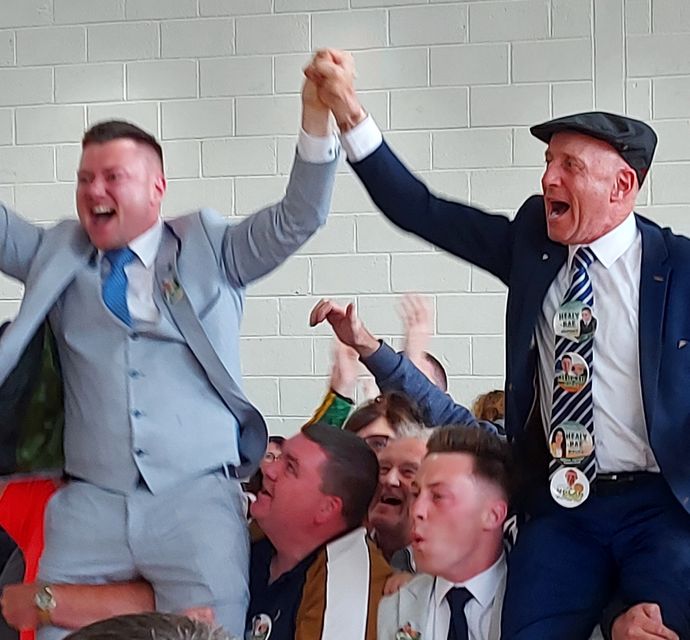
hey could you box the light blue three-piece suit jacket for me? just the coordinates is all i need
[0,151,337,493]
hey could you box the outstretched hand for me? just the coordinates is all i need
[400,294,432,363]
[309,299,379,358]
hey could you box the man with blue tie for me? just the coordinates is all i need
[0,78,338,639]
[305,50,690,638]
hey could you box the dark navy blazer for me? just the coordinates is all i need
[352,141,690,513]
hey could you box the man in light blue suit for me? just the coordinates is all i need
[0,79,338,639]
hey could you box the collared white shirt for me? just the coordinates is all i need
[342,116,658,474]
[425,554,505,640]
[536,212,658,472]
[100,218,162,323]
[99,129,338,323]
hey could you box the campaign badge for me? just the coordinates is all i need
[555,352,589,393]
[248,613,272,640]
[553,302,597,343]
[550,467,590,508]
[549,421,594,464]
[161,277,184,304]
[395,623,422,640]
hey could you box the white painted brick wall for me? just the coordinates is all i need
[0,0,688,435]
[16,26,86,65]
[127,60,198,101]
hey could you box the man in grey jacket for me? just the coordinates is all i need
[0,78,337,639]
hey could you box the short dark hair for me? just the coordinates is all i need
[302,422,379,529]
[82,120,164,171]
[268,435,286,447]
[64,613,230,640]
[344,391,424,435]
[423,351,448,392]
[427,426,513,500]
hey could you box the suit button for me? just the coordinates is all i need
[132,409,143,418]
[134,448,147,456]
[131,332,139,340]
[128,369,141,379]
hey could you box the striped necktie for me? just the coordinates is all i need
[550,246,597,483]
[102,247,136,326]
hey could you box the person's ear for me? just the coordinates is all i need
[314,495,343,525]
[611,167,636,203]
[483,497,508,532]
[152,173,167,205]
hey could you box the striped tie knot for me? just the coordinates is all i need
[573,246,595,271]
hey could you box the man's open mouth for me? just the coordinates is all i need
[548,200,570,218]
[379,494,403,507]
[92,205,116,221]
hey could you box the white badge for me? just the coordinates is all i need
[549,421,594,465]
[248,613,273,640]
[555,352,590,393]
[553,302,597,343]
[550,467,590,508]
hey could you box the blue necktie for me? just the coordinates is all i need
[446,586,472,640]
[550,246,597,481]
[102,247,136,326]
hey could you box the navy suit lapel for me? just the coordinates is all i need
[515,238,567,357]
[637,216,670,433]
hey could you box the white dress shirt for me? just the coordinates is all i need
[341,116,658,473]
[100,129,339,323]
[425,554,506,640]
[536,213,658,472]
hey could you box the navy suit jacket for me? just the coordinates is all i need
[351,141,690,513]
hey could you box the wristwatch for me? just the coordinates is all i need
[34,584,57,626]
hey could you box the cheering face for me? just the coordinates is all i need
[410,453,503,580]
[76,138,165,251]
[541,131,630,246]
[368,437,428,537]
[251,433,330,538]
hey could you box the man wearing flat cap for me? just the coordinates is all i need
[305,49,690,640]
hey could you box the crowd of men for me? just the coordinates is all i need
[0,47,688,640]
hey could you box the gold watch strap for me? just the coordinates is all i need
[36,607,52,627]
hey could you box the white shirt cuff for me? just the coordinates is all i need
[296,129,340,164]
[340,115,383,163]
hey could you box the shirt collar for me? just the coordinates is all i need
[434,552,506,609]
[129,218,163,269]
[97,219,163,268]
[567,211,638,270]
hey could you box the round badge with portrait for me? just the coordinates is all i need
[555,352,590,393]
[550,466,590,508]
[248,613,273,640]
[553,301,597,343]
[549,421,594,465]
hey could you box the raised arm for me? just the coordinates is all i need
[0,205,43,283]
[305,49,516,284]
[309,299,480,430]
[219,78,338,289]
